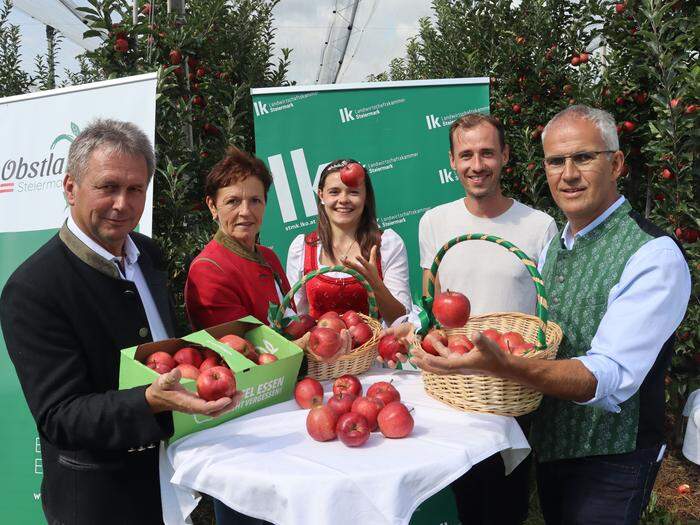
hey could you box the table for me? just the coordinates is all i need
[159,369,531,525]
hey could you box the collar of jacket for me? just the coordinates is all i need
[58,221,122,280]
[214,227,268,267]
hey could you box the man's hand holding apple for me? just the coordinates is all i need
[145,367,243,417]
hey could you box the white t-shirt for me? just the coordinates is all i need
[286,229,413,318]
[419,198,557,316]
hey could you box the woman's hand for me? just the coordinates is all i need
[376,322,415,369]
[343,245,382,290]
[298,329,354,364]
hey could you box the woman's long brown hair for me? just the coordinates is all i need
[310,159,381,263]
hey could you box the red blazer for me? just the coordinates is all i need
[185,239,291,329]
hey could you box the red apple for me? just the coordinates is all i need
[219,334,258,361]
[433,290,471,328]
[367,381,401,405]
[333,374,363,397]
[349,321,373,348]
[422,329,447,356]
[284,314,316,339]
[257,353,278,365]
[448,334,474,354]
[177,363,200,380]
[168,49,182,65]
[219,334,248,353]
[308,327,343,358]
[173,346,203,368]
[202,348,220,360]
[341,310,363,327]
[510,342,535,356]
[378,402,414,438]
[327,392,357,416]
[351,396,384,431]
[339,162,365,188]
[677,483,691,494]
[294,377,324,409]
[306,405,338,442]
[317,315,347,333]
[147,361,172,374]
[335,412,370,447]
[196,366,236,401]
[145,351,176,370]
[480,329,502,344]
[498,331,525,352]
[378,335,409,362]
[200,355,223,371]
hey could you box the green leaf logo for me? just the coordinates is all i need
[51,122,82,150]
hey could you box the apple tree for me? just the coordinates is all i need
[374,0,699,443]
[72,0,292,326]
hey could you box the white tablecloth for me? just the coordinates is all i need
[160,369,531,525]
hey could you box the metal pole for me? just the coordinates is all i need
[133,0,138,25]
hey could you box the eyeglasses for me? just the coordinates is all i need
[543,150,615,172]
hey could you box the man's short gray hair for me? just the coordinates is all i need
[66,119,155,183]
[541,105,619,151]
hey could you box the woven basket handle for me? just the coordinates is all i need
[270,265,379,330]
[425,233,549,350]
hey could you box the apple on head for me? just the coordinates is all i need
[339,162,366,188]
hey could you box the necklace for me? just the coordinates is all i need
[335,239,357,263]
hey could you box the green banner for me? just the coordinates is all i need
[252,77,490,525]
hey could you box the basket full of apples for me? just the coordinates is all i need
[270,265,381,381]
[418,233,563,417]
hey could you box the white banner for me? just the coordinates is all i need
[0,73,158,523]
[0,73,158,235]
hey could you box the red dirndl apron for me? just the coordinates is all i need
[302,231,383,319]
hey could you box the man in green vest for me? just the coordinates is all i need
[410,105,691,524]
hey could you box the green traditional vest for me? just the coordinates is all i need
[530,200,657,462]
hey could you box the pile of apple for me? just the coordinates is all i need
[284,310,374,359]
[422,328,534,356]
[295,374,414,447]
[141,334,277,402]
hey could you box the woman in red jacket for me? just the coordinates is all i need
[185,146,291,330]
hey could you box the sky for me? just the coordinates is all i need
[7,0,434,87]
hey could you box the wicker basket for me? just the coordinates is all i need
[270,265,381,381]
[418,233,563,416]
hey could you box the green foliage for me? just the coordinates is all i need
[375,0,699,443]
[0,0,32,96]
[71,0,292,328]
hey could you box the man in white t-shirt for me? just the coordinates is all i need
[419,114,557,524]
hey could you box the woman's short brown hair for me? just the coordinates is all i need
[204,146,273,201]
